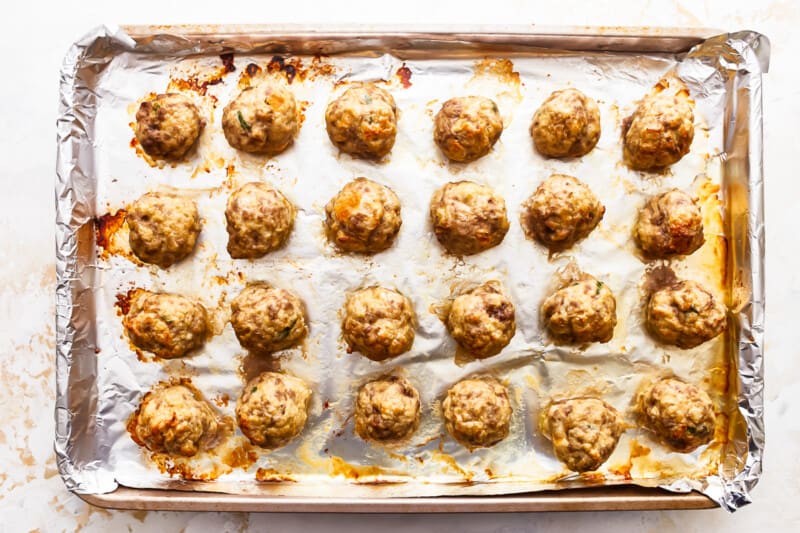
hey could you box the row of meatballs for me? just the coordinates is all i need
[135,77,694,171]
[126,176,707,268]
[134,373,717,474]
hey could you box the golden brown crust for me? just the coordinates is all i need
[531,89,600,158]
[634,189,705,258]
[123,291,209,359]
[342,287,415,361]
[430,181,509,256]
[127,192,201,268]
[446,281,516,358]
[135,93,203,159]
[325,83,397,158]
[521,174,604,252]
[542,277,617,344]
[636,377,715,452]
[236,372,311,449]
[645,280,726,349]
[354,375,420,442]
[222,80,299,154]
[442,377,512,449]
[225,182,295,259]
[434,96,503,162]
[230,284,307,355]
[324,178,402,253]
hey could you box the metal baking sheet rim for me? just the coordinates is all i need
[55,24,768,513]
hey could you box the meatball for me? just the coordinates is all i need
[430,181,509,256]
[325,83,398,158]
[521,174,605,252]
[542,277,617,344]
[541,398,625,472]
[342,287,415,361]
[645,280,726,349]
[634,189,705,258]
[354,375,420,442]
[434,96,503,162]
[126,192,201,268]
[222,80,299,154]
[442,377,512,449]
[324,178,402,253]
[225,182,295,259]
[134,93,203,159]
[230,284,307,355]
[623,81,694,170]
[531,88,601,158]
[446,281,516,358]
[123,291,208,359]
[637,377,716,452]
[236,372,311,449]
[135,385,218,457]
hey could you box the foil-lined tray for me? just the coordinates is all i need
[55,25,768,512]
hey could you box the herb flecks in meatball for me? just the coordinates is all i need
[542,397,625,472]
[645,280,726,349]
[236,372,311,449]
[135,93,203,159]
[623,79,694,171]
[446,281,516,358]
[342,287,415,361]
[325,83,398,159]
[225,182,295,259]
[434,96,503,162]
[634,189,704,259]
[123,291,209,359]
[324,178,402,253]
[222,80,299,154]
[637,377,716,453]
[521,174,604,252]
[230,284,307,355]
[442,377,512,450]
[531,88,601,158]
[430,181,509,256]
[135,385,219,457]
[354,375,420,443]
[542,277,617,344]
[127,192,201,268]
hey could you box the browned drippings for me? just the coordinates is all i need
[94,209,127,254]
[396,64,412,88]
[221,439,258,470]
[262,55,336,85]
[473,58,521,86]
[220,53,236,74]
[255,468,296,483]
[609,439,652,480]
[328,456,405,483]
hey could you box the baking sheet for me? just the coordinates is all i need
[55,25,768,511]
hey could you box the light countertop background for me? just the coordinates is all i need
[1,1,797,531]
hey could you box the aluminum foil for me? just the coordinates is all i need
[55,25,768,511]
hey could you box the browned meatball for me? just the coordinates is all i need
[634,189,705,258]
[135,385,219,457]
[325,83,397,158]
[542,277,617,344]
[342,287,415,361]
[445,281,516,358]
[442,377,512,450]
[230,284,307,355]
[434,96,503,162]
[134,93,203,159]
[236,372,311,449]
[222,80,299,154]
[126,192,201,268]
[225,182,295,259]
[354,375,420,442]
[645,280,726,349]
[541,398,625,472]
[623,80,694,170]
[531,89,601,158]
[430,181,509,256]
[123,291,209,359]
[324,178,402,253]
[637,377,716,452]
[520,174,604,252]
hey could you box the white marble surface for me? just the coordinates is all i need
[1,1,797,531]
